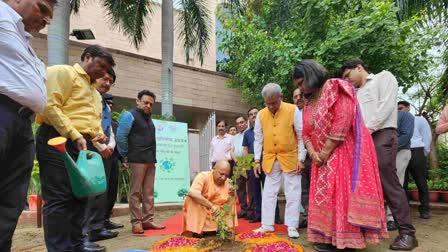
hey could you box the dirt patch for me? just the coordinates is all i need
[12,208,448,251]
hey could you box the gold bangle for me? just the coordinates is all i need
[254,160,260,164]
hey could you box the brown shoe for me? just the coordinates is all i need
[142,222,166,230]
[389,234,418,250]
[132,224,144,234]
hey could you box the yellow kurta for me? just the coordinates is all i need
[258,102,298,173]
[182,171,237,234]
[35,63,103,141]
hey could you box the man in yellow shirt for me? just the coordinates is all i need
[36,45,115,252]
[252,83,306,239]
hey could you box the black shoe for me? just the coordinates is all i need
[249,216,261,223]
[387,221,399,231]
[419,212,430,219]
[105,220,124,229]
[299,218,308,229]
[237,212,247,219]
[89,228,119,242]
[192,232,203,238]
[389,234,418,250]
[244,213,253,220]
[313,243,336,252]
[81,242,105,252]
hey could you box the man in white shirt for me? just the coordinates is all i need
[399,101,432,219]
[0,0,55,250]
[209,120,234,176]
[340,59,418,251]
[232,116,254,220]
[252,83,306,239]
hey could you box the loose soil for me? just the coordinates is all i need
[12,208,448,251]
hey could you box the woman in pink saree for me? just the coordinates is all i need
[292,60,388,251]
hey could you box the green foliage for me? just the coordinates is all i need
[28,160,41,195]
[231,154,255,188]
[431,142,448,177]
[214,206,232,242]
[117,168,131,203]
[408,182,417,190]
[427,179,448,191]
[219,0,438,106]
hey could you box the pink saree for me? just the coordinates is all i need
[303,79,388,249]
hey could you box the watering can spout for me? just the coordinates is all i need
[47,136,79,173]
[48,137,107,198]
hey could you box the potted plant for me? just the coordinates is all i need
[408,182,419,202]
[427,180,441,202]
[438,179,448,203]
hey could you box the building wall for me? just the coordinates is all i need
[40,0,217,71]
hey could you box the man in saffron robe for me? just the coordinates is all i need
[182,160,237,237]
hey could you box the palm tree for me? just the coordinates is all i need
[48,0,242,116]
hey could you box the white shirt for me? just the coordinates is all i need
[0,1,47,112]
[411,116,432,155]
[93,105,116,152]
[209,133,233,167]
[357,71,398,132]
[232,128,248,158]
[254,104,307,162]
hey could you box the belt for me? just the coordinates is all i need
[0,94,34,119]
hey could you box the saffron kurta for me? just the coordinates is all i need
[257,102,298,173]
[303,79,388,249]
[182,171,237,234]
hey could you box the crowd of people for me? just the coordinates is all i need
[190,59,441,251]
[0,0,444,252]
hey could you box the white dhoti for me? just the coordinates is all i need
[261,160,301,228]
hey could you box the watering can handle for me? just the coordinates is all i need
[86,152,94,159]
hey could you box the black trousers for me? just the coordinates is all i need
[300,155,311,221]
[105,155,119,221]
[372,128,415,236]
[0,103,34,252]
[84,154,119,233]
[404,147,430,214]
[37,124,93,252]
[237,169,256,216]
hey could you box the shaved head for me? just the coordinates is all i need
[212,160,231,185]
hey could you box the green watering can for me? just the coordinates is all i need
[48,137,107,198]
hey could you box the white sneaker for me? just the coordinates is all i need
[253,225,274,233]
[288,227,299,239]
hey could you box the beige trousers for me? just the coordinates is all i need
[129,162,156,225]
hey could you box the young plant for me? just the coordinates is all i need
[212,154,255,242]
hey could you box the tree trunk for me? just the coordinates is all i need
[47,0,71,65]
[161,0,174,116]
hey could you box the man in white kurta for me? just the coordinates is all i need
[252,83,306,239]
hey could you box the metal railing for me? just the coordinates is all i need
[199,111,216,171]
